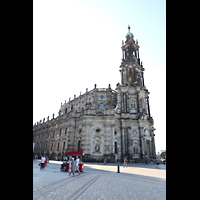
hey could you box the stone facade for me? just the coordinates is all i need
[33,26,156,162]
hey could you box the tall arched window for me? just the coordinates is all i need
[63,142,65,150]
[51,143,53,151]
[78,141,81,152]
[129,69,132,83]
[140,98,144,110]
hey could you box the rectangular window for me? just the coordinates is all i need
[63,142,65,150]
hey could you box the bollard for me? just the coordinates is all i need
[117,159,120,173]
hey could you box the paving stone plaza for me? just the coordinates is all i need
[33,160,166,200]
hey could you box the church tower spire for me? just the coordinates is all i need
[115,25,156,161]
[120,25,145,87]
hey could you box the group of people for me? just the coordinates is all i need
[122,157,160,169]
[68,156,80,176]
[39,155,161,172]
[39,155,81,174]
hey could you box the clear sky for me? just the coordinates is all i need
[33,0,166,152]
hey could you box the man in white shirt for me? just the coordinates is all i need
[40,155,46,170]
[75,156,80,174]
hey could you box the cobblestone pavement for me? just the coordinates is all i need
[33,160,166,200]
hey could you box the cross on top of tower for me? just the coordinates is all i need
[126,25,134,38]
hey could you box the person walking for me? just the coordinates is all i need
[123,158,127,168]
[69,158,75,176]
[40,155,45,170]
[156,157,160,169]
[68,157,72,175]
[43,156,47,169]
[75,156,80,175]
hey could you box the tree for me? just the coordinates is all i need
[160,151,166,159]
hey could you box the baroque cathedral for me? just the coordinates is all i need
[33,25,156,162]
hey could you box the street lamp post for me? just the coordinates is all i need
[117,143,120,173]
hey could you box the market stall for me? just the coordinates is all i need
[62,151,84,172]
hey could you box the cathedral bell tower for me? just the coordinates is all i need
[115,25,156,161]
[120,25,144,88]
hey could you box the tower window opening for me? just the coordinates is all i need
[129,69,132,83]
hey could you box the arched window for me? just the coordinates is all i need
[140,98,144,110]
[129,69,132,83]
[99,103,105,110]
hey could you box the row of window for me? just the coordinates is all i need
[52,128,68,138]
[34,128,118,142]
[51,141,66,151]
[36,140,119,154]
[36,140,137,155]
[51,141,118,153]
[64,95,104,109]
[68,103,107,112]
[62,94,117,113]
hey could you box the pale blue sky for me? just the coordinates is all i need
[33,0,166,152]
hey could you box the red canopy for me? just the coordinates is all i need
[67,151,84,156]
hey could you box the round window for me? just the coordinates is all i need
[96,129,100,132]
